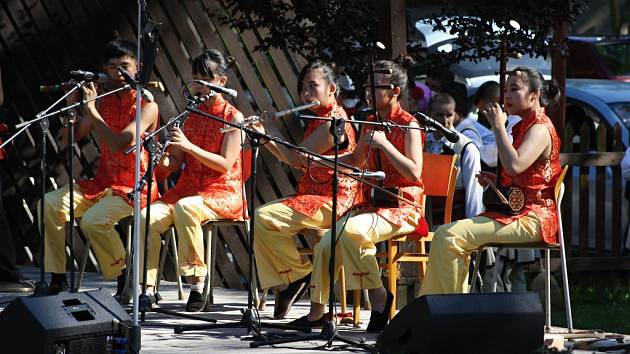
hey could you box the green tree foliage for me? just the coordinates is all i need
[221,0,377,78]
[420,0,588,70]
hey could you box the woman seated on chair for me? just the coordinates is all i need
[419,66,562,296]
[251,60,358,320]
[139,49,245,312]
[294,57,425,332]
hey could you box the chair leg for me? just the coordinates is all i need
[388,240,398,320]
[339,267,347,314]
[155,230,170,295]
[353,290,361,327]
[558,224,573,332]
[168,228,185,301]
[545,249,551,331]
[490,248,501,293]
[120,222,134,304]
[469,249,484,292]
[201,224,216,310]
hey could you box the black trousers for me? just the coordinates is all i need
[0,175,21,282]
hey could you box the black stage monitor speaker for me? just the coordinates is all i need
[376,292,544,354]
[0,289,131,354]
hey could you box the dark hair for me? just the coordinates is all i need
[474,81,500,105]
[509,66,561,107]
[192,49,236,79]
[428,92,456,113]
[427,69,455,89]
[103,38,137,63]
[373,55,414,98]
[297,60,337,94]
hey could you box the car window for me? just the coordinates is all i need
[594,42,630,76]
[567,99,614,151]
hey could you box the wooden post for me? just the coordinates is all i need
[376,0,407,59]
[551,21,568,134]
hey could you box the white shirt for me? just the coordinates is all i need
[472,114,522,167]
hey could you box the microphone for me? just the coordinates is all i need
[69,70,108,82]
[350,170,386,180]
[414,112,460,143]
[194,79,238,98]
[116,65,156,103]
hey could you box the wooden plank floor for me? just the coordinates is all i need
[2,267,629,353]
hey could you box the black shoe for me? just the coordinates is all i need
[274,273,311,319]
[49,280,68,295]
[288,315,326,329]
[366,291,394,333]
[49,273,68,295]
[185,291,206,312]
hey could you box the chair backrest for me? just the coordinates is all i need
[554,165,569,203]
[421,153,458,224]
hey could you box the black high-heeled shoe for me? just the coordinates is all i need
[366,291,394,333]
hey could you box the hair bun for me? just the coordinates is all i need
[393,54,414,69]
[543,79,561,107]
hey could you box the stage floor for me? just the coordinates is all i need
[1,267,628,353]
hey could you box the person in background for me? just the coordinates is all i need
[0,65,35,292]
[424,93,484,219]
[469,81,522,170]
[336,73,363,119]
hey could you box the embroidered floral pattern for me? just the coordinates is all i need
[481,108,561,244]
[160,95,244,220]
[77,90,158,208]
[282,102,359,218]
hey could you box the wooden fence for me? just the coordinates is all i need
[0,0,312,289]
[0,0,628,291]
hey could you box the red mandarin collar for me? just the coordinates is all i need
[312,101,335,116]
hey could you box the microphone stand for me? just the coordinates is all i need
[1,81,132,296]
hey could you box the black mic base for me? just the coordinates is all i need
[250,319,374,351]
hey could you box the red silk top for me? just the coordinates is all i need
[160,95,244,220]
[360,104,425,226]
[77,90,158,208]
[480,108,562,244]
[282,102,359,218]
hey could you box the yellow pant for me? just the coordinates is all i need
[138,197,225,286]
[39,186,133,280]
[310,210,420,305]
[254,199,334,290]
[419,214,542,296]
[171,196,221,278]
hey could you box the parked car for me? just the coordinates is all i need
[567,36,630,82]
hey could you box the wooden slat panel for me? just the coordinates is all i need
[578,124,590,257]
[560,152,625,166]
[595,126,606,256]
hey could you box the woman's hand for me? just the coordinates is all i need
[360,130,389,150]
[476,171,496,187]
[168,127,195,153]
[481,102,507,130]
[81,82,98,113]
